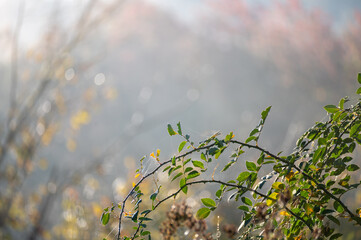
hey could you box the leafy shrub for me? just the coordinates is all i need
[103,74,361,239]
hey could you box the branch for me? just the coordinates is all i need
[229,140,361,225]
[116,142,217,239]
[130,179,312,239]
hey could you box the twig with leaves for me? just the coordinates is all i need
[103,74,361,240]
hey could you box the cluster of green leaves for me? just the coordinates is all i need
[103,74,361,240]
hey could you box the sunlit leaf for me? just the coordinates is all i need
[167,124,177,136]
[272,182,285,190]
[196,208,211,219]
[279,210,291,217]
[324,105,339,113]
[241,197,252,206]
[334,201,344,213]
[180,178,187,194]
[187,170,200,180]
[266,192,279,206]
[178,141,187,152]
[201,198,216,208]
[101,212,110,225]
[192,160,204,169]
[237,172,250,182]
[246,161,257,172]
[171,172,183,182]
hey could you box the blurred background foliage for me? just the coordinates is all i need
[0,0,361,239]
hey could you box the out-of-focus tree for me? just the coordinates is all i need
[0,0,127,239]
[202,0,361,98]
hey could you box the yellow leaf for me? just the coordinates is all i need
[266,192,279,206]
[103,87,118,100]
[150,152,155,158]
[294,235,302,240]
[156,149,160,156]
[305,203,313,215]
[132,182,136,187]
[135,173,140,178]
[38,158,48,170]
[66,139,77,152]
[285,171,295,181]
[279,210,291,217]
[70,110,90,130]
[92,203,102,216]
[272,182,285,190]
[41,124,58,146]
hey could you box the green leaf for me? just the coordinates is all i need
[330,233,343,240]
[358,73,361,84]
[249,128,259,136]
[201,198,216,208]
[131,210,139,222]
[246,161,257,172]
[333,201,344,213]
[347,164,360,171]
[141,210,151,215]
[215,147,226,159]
[241,197,252,206]
[339,98,345,109]
[171,172,183,182]
[200,152,207,161]
[101,212,110,225]
[327,215,340,225]
[150,192,157,201]
[261,106,272,122]
[183,158,191,166]
[180,178,187,194]
[238,205,249,211]
[141,231,151,236]
[184,167,193,173]
[350,123,361,137]
[245,136,257,143]
[324,105,339,114]
[171,156,176,166]
[237,172,251,182]
[192,160,205,169]
[167,124,177,136]
[196,208,211,219]
[215,189,222,198]
[178,141,187,152]
[225,132,233,142]
[177,122,182,135]
[222,161,235,172]
[187,170,200,180]
[357,87,361,95]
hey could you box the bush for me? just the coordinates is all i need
[103,74,361,240]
